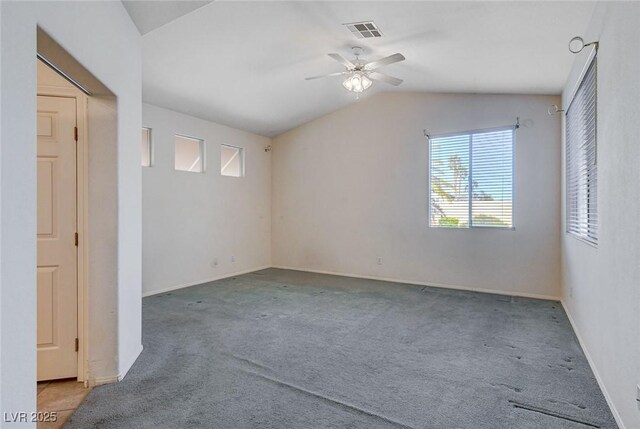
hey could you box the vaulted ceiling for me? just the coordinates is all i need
[126,1,596,137]
[122,1,212,35]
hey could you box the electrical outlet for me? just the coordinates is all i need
[231,256,235,263]
[377,257,383,265]
[210,258,218,268]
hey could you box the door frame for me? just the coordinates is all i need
[36,84,89,383]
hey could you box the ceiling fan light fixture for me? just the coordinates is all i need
[342,77,353,91]
[307,49,404,96]
[342,72,372,93]
[362,74,372,90]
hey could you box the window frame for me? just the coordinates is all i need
[220,144,245,178]
[141,127,153,167]
[565,53,598,247]
[428,125,516,230]
[174,133,205,173]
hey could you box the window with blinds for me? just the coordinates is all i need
[566,57,597,244]
[430,127,514,228]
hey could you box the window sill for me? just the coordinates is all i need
[565,232,598,249]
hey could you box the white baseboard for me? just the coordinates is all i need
[272,265,560,301]
[142,266,272,298]
[561,300,626,429]
[92,374,119,387]
[89,344,144,386]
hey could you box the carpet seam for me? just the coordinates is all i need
[244,370,414,429]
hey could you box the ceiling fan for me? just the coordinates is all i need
[305,47,405,96]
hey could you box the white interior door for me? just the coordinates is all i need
[37,95,78,381]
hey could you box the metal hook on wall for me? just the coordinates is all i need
[568,36,599,54]
[264,145,272,152]
[547,104,565,116]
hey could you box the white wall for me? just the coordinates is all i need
[561,3,640,428]
[86,94,120,382]
[0,0,3,417]
[272,92,561,299]
[142,103,271,296]
[1,2,142,426]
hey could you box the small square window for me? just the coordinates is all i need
[175,135,204,173]
[220,144,244,177]
[141,127,152,167]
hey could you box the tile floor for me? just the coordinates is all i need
[36,379,91,429]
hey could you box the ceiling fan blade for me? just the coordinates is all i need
[364,53,405,71]
[328,53,355,68]
[368,71,403,86]
[305,71,348,81]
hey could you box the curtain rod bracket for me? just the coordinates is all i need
[569,36,599,54]
[423,129,431,140]
[515,117,520,129]
[548,104,565,116]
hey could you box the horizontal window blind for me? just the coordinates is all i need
[566,57,597,244]
[430,127,514,229]
[430,134,470,227]
[471,129,514,227]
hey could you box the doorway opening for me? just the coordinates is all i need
[36,56,91,427]
[36,27,119,427]
[37,60,86,382]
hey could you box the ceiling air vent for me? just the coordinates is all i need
[343,21,382,39]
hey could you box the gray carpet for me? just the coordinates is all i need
[66,268,617,429]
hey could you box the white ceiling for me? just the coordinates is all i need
[122,1,212,34]
[139,1,596,137]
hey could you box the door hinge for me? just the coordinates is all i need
[75,232,79,246]
[75,338,79,352]
[74,126,78,142]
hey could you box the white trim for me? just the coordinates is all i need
[88,344,143,387]
[92,375,120,387]
[565,230,598,249]
[77,93,89,383]
[561,300,626,429]
[141,127,153,167]
[565,45,597,112]
[142,265,272,297]
[271,266,559,301]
